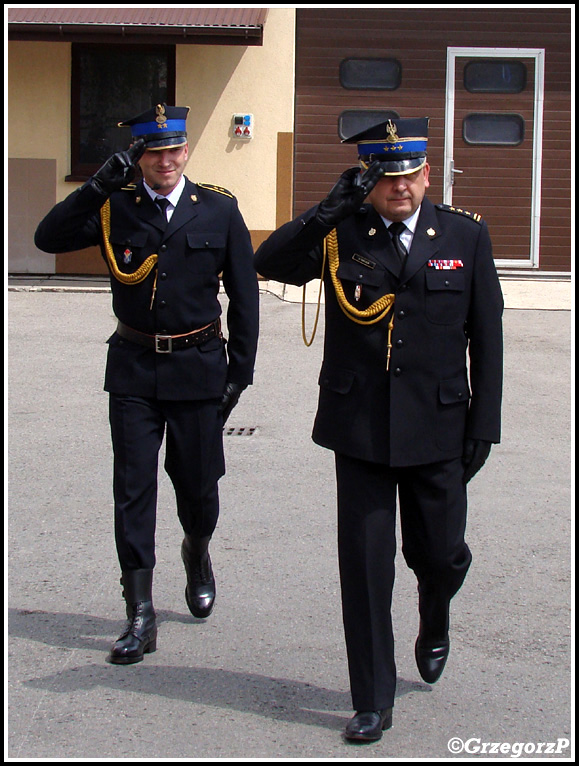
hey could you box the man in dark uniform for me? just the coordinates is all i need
[254,118,503,742]
[35,104,259,665]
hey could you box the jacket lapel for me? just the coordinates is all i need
[356,207,402,279]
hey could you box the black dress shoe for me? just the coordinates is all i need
[344,708,393,742]
[181,535,215,618]
[415,635,450,684]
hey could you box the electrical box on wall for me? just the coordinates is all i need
[232,113,254,139]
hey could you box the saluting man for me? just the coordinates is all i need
[254,118,503,742]
[35,104,259,665]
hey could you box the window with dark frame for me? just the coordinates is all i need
[68,43,175,180]
[338,110,400,140]
[339,58,401,90]
[462,113,525,146]
[463,60,527,93]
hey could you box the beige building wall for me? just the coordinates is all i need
[7,7,295,273]
[8,41,71,176]
[177,7,295,233]
[8,41,72,272]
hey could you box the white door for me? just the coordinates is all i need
[444,47,545,268]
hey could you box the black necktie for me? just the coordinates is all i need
[155,197,170,219]
[388,221,408,264]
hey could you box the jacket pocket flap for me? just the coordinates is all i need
[337,260,385,287]
[109,231,148,247]
[187,232,227,249]
[426,270,465,292]
[198,336,225,353]
[439,376,470,404]
[318,367,356,394]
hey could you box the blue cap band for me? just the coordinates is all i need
[130,119,187,137]
[358,138,427,155]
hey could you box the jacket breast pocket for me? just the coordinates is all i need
[425,269,466,325]
[185,232,227,273]
[336,260,385,288]
[108,231,149,272]
[336,259,386,306]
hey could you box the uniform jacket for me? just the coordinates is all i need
[254,197,503,466]
[35,176,259,401]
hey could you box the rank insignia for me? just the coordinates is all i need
[123,249,132,264]
[427,259,463,269]
[197,183,234,199]
[435,203,483,223]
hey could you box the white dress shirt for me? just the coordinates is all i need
[380,205,422,253]
[143,175,186,221]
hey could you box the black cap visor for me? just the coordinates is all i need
[360,153,427,176]
[137,132,188,151]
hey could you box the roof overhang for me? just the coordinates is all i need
[7,8,268,46]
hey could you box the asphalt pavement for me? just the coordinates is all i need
[6,281,573,760]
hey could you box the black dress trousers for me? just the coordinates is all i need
[335,452,471,711]
[109,394,225,571]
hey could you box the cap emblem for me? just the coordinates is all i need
[155,104,168,129]
[385,120,400,143]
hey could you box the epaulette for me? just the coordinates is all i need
[435,203,483,223]
[197,183,234,199]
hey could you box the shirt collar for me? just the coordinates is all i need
[143,175,186,208]
[379,204,422,234]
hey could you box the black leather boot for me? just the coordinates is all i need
[181,535,215,618]
[107,569,157,665]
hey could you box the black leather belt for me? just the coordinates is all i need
[116,318,221,353]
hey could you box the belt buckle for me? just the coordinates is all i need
[155,334,173,353]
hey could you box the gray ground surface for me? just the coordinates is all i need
[6,288,572,760]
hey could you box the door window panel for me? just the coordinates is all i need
[463,113,525,145]
[464,60,527,93]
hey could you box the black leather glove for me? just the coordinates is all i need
[91,138,146,196]
[462,439,492,484]
[219,382,247,424]
[316,161,385,227]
